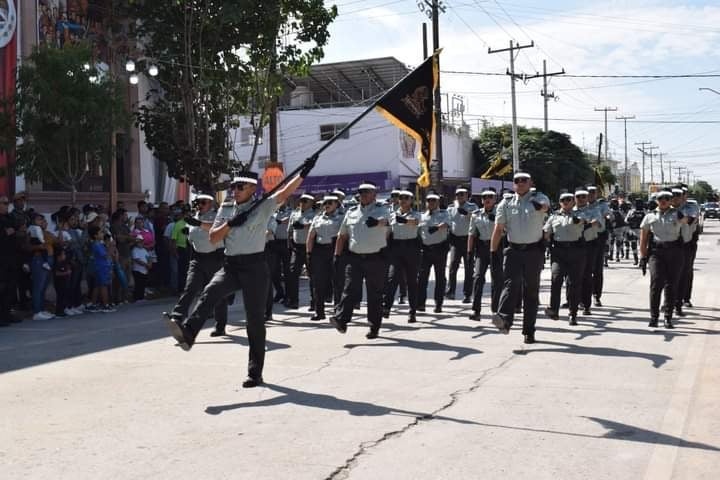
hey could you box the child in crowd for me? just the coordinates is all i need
[53,248,74,317]
[28,214,51,271]
[131,235,151,302]
[88,225,116,313]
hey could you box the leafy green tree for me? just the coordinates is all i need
[128,0,337,191]
[7,45,127,205]
[690,180,714,203]
[473,124,594,200]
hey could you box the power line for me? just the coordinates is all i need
[441,70,720,78]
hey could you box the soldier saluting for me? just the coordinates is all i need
[164,159,316,388]
[639,190,687,329]
[490,172,550,344]
[330,182,391,339]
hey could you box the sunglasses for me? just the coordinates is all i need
[513,178,529,184]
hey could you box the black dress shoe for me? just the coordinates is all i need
[649,318,659,328]
[523,334,535,344]
[164,315,193,351]
[683,301,693,308]
[569,314,578,326]
[308,305,315,312]
[544,308,559,320]
[286,302,299,309]
[209,330,226,337]
[408,313,416,323]
[664,318,674,329]
[416,306,426,312]
[365,330,379,339]
[354,303,361,309]
[594,296,602,307]
[310,314,326,321]
[398,296,406,304]
[445,293,455,300]
[675,307,686,317]
[382,309,390,319]
[242,376,263,388]
[492,314,510,334]
[462,296,472,304]
[329,316,347,334]
[433,306,442,313]
[561,302,569,309]
[264,314,273,322]
[468,311,480,321]
[583,308,591,316]
[514,306,522,314]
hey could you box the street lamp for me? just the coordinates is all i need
[699,87,720,96]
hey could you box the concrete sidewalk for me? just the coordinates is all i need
[1,225,719,479]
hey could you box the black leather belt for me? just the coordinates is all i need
[653,239,682,249]
[553,240,583,248]
[225,252,266,264]
[194,248,224,258]
[509,241,543,250]
[349,251,383,259]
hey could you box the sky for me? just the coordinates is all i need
[317,0,720,188]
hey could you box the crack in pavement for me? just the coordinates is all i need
[323,351,521,480]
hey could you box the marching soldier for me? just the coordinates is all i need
[639,190,687,329]
[543,192,586,325]
[418,193,450,313]
[383,190,421,323]
[672,186,700,316]
[330,182,390,339]
[164,162,315,388]
[681,188,700,309]
[467,190,502,321]
[165,194,228,335]
[608,200,628,262]
[306,195,343,321]
[286,193,317,309]
[624,199,645,265]
[490,172,550,344]
[446,187,478,303]
[268,203,292,303]
[574,189,603,316]
[588,186,610,305]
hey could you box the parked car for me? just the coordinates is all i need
[702,202,719,220]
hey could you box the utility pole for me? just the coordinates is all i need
[524,59,564,132]
[666,156,672,184]
[431,0,445,190]
[489,40,534,172]
[675,166,684,185]
[595,107,617,163]
[635,141,651,189]
[645,145,659,184]
[659,152,665,185]
[617,114,635,192]
[422,23,428,59]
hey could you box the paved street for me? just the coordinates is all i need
[2,225,719,480]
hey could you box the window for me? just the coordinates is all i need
[239,127,263,146]
[320,123,349,141]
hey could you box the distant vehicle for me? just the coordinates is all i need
[702,202,719,220]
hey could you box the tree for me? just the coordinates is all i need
[7,45,127,205]
[128,0,337,191]
[690,180,714,203]
[473,124,594,200]
[595,164,617,193]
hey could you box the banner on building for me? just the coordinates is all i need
[375,52,439,188]
[0,0,17,196]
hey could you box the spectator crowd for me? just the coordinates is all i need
[0,191,194,325]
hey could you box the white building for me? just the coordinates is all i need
[231,57,473,195]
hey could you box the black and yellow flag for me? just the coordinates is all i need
[481,150,512,179]
[594,165,606,195]
[376,52,439,188]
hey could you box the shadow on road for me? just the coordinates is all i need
[344,336,483,360]
[205,383,479,426]
[513,340,672,368]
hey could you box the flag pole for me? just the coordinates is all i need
[234,52,439,214]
